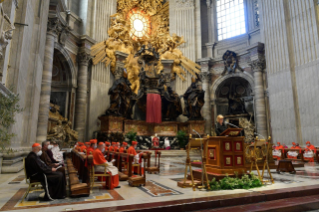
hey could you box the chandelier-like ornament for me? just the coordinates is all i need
[127,8,151,40]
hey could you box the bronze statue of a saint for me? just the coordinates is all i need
[105,71,135,119]
[183,75,205,120]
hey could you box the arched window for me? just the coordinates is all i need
[216,0,246,41]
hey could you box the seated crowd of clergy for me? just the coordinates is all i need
[25,139,144,201]
[75,140,144,174]
[272,141,317,162]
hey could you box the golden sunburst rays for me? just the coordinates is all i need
[90,0,201,87]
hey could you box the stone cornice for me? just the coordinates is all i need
[197,57,214,65]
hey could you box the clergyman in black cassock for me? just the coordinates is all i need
[25,151,66,200]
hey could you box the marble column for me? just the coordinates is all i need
[251,59,267,137]
[78,0,88,35]
[206,0,213,43]
[200,62,212,135]
[36,17,59,142]
[74,52,90,141]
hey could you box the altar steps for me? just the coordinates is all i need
[196,194,319,212]
[71,184,319,212]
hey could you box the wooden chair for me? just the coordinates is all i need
[146,151,161,174]
[21,158,43,203]
[128,154,147,187]
[118,153,134,181]
[284,149,302,161]
[90,163,112,193]
[302,148,317,162]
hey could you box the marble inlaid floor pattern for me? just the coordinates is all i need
[1,157,319,212]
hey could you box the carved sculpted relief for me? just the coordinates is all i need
[221,50,244,75]
[175,0,195,8]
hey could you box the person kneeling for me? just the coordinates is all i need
[93,142,120,189]
[25,143,66,200]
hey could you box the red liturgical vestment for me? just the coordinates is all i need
[146,93,161,123]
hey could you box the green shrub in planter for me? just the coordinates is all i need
[207,173,262,191]
[0,92,23,153]
[176,130,188,149]
[125,131,137,145]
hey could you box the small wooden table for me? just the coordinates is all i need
[276,159,296,174]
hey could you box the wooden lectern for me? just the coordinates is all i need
[205,128,247,176]
[180,128,247,191]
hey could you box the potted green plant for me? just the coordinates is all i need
[176,130,188,149]
[0,91,23,153]
[125,130,137,145]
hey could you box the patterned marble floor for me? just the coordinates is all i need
[1,157,319,212]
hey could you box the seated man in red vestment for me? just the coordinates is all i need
[127,141,144,175]
[287,142,301,159]
[114,142,119,152]
[80,142,88,152]
[272,142,284,160]
[304,141,316,162]
[93,142,120,189]
[152,134,160,148]
[87,139,97,155]
[119,142,128,153]
[105,142,111,151]
[76,142,83,151]
[109,142,115,152]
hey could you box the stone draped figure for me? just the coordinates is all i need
[183,75,205,120]
[161,86,182,121]
[105,72,134,119]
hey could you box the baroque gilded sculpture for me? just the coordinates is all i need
[90,0,201,94]
[47,103,78,142]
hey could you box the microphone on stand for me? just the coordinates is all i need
[254,132,266,140]
[224,122,240,128]
[192,129,201,138]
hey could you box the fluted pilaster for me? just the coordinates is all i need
[74,52,91,141]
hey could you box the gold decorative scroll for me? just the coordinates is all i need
[90,0,201,94]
